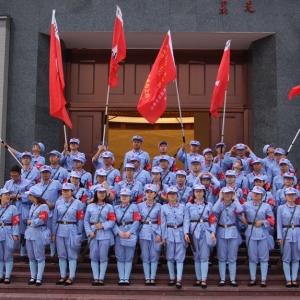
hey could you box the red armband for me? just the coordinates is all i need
[87,181,92,189]
[218,172,225,180]
[208,213,217,225]
[114,176,121,183]
[296,198,300,205]
[107,212,116,221]
[171,164,178,172]
[81,194,87,203]
[157,215,161,225]
[76,209,84,220]
[12,214,20,226]
[295,184,300,191]
[62,178,67,184]
[35,178,40,184]
[267,198,275,207]
[266,215,275,227]
[110,190,116,196]
[38,211,49,223]
[212,187,220,195]
[133,211,141,221]
[136,194,143,203]
[187,196,193,203]
[291,170,296,175]
[242,188,248,196]
[145,163,151,171]
[249,159,253,167]
[163,191,167,197]
[239,198,246,205]
[35,164,42,170]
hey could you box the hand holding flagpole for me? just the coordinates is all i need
[0,139,23,167]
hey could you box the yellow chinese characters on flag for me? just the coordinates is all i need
[137,31,176,124]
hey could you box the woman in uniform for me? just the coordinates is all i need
[52,183,84,286]
[0,188,19,284]
[138,184,162,286]
[161,186,186,289]
[113,188,141,286]
[277,187,300,288]
[84,184,116,286]
[212,186,243,287]
[184,184,217,289]
[241,185,275,287]
[25,186,50,286]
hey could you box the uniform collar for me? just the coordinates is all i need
[0,204,9,209]
[120,203,129,207]
[132,149,142,153]
[96,202,105,206]
[22,168,31,172]
[125,180,135,185]
[168,202,179,208]
[146,201,154,207]
[176,185,185,191]
[64,198,74,203]
[42,180,52,186]
[194,200,205,205]
[286,203,295,208]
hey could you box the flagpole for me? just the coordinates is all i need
[286,127,300,156]
[102,86,110,143]
[221,89,228,144]
[0,139,23,167]
[63,123,68,150]
[175,79,188,170]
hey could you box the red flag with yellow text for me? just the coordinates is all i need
[210,40,231,119]
[108,6,126,88]
[49,10,72,128]
[137,31,176,124]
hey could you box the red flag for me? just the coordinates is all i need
[137,31,177,124]
[210,40,231,119]
[108,6,126,88]
[288,85,300,100]
[49,10,72,128]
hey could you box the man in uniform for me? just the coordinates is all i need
[262,144,276,173]
[20,151,40,185]
[126,155,151,186]
[123,135,151,172]
[48,150,68,184]
[70,153,92,190]
[2,142,45,167]
[201,148,225,185]
[4,165,33,263]
[152,141,177,172]
[159,155,176,187]
[60,138,84,171]
[93,151,120,186]
[246,157,268,190]
[177,140,204,172]
[186,157,203,187]
[223,143,257,175]
[92,141,115,170]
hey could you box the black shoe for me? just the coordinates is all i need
[28,278,36,285]
[248,280,256,287]
[118,280,125,286]
[150,280,156,286]
[218,280,225,287]
[35,279,42,286]
[0,278,3,283]
[124,280,130,286]
[230,280,238,287]
[92,280,99,286]
[193,280,201,286]
[21,256,29,264]
[292,281,299,288]
[56,278,66,285]
[286,281,293,288]
[4,278,10,285]
[168,280,176,286]
[201,281,207,289]
[260,281,267,288]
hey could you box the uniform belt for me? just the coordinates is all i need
[218,224,235,228]
[283,225,300,228]
[143,221,158,225]
[190,219,208,223]
[0,223,12,226]
[167,224,183,229]
[117,221,133,226]
[90,222,98,225]
[57,221,77,225]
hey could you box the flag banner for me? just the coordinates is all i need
[108,5,126,87]
[137,31,176,124]
[49,9,72,128]
[288,85,300,100]
[210,40,231,119]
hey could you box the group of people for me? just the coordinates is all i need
[0,136,299,289]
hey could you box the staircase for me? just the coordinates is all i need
[0,242,299,299]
